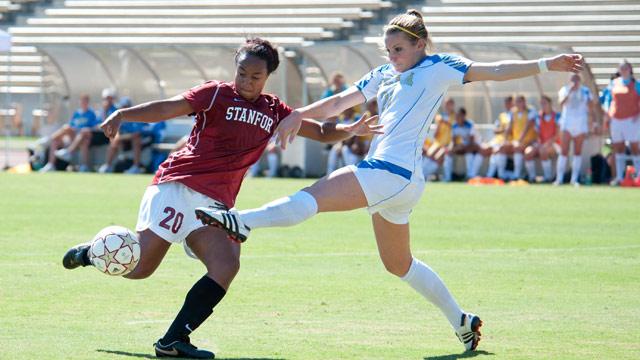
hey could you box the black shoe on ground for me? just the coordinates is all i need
[62,242,91,269]
[154,338,215,359]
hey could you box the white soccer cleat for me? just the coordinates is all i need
[195,207,251,243]
[456,313,483,351]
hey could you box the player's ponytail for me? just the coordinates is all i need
[235,38,280,74]
[385,9,432,50]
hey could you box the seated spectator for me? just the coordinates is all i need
[327,106,360,174]
[499,95,537,180]
[525,95,561,182]
[423,98,454,180]
[98,97,145,174]
[322,71,348,99]
[249,141,280,178]
[90,88,119,148]
[451,107,490,179]
[39,94,97,172]
[485,96,513,179]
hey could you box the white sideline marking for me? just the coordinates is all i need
[240,244,640,259]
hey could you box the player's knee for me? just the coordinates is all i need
[205,255,240,281]
[382,258,410,277]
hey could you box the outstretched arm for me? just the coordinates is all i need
[464,54,584,82]
[101,95,193,138]
[275,87,366,148]
[298,115,382,143]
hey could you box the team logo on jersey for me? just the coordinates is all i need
[402,72,414,86]
[225,106,275,132]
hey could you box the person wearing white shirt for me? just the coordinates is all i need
[196,9,584,353]
[555,74,594,186]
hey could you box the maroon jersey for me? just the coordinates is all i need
[152,80,292,207]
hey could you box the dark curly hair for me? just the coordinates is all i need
[235,38,280,74]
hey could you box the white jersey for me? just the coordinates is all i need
[558,84,592,126]
[355,54,472,180]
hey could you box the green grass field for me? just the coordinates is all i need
[1,173,639,359]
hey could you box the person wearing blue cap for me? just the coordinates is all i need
[98,97,145,174]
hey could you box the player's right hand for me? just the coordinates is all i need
[100,110,122,139]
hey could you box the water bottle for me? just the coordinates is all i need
[585,168,592,186]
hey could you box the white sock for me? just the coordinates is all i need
[401,258,464,330]
[464,153,474,178]
[239,191,318,229]
[471,153,483,178]
[513,153,524,179]
[556,155,567,184]
[443,155,453,181]
[633,156,640,178]
[496,153,507,179]
[542,160,552,181]
[571,156,582,184]
[267,153,278,178]
[486,154,497,178]
[525,160,536,181]
[615,153,626,181]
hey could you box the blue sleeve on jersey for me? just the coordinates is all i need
[440,54,472,74]
[355,64,389,101]
[436,53,473,85]
[636,80,640,96]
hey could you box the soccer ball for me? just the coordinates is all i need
[89,226,140,276]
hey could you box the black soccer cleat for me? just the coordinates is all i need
[62,242,91,269]
[154,338,215,359]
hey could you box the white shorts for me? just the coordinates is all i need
[136,181,226,258]
[610,115,640,143]
[561,117,588,137]
[348,160,425,225]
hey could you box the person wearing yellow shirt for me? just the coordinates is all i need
[423,98,455,180]
[485,96,513,179]
[500,95,537,180]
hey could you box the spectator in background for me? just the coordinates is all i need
[326,106,360,174]
[90,88,119,148]
[39,94,97,172]
[526,95,561,183]
[423,98,454,180]
[249,142,280,178]
[98,97,145,174]
[501,95,537,180]
[485,96,513,179]
[555,74,595,186]
[603,59,640,185]
[343,100,378,167]
[451,107,490,179]
[321,72,348,99]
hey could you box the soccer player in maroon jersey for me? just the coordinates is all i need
[61,38,381,359]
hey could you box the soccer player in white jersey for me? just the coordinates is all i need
[196,9,583,352]
[555,74,595,186]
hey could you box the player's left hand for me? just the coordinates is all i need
[548,54,584,73]
[341,115,384,137]
[100,110,122,139]
[275,110,303,150]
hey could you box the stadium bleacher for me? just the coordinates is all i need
[413,0,640,89]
